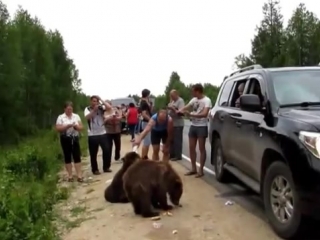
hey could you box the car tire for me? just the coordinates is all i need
[212,138,230,182]
[263,161,305,239]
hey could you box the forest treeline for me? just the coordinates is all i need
[235,1,320,68]
[0,2,89,145]
[0,2,89,239]
[130,1,320,110]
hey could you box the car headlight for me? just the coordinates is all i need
[298,131,320,159]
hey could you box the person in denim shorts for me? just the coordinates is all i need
[139,89,152,159]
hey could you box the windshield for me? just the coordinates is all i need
[271,70,320,106]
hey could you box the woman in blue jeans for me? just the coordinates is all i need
[133,109,173,162]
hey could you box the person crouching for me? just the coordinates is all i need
[133,109,173,162]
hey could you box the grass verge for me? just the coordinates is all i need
[0,113,88,240]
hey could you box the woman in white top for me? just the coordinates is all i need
[56,101,84,182]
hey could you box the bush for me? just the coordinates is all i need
[0,126,87,240]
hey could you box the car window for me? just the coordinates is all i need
[218,80,234,106]
[271,70,320,105]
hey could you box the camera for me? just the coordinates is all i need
[170,105,184,116]
[98,105,104,111]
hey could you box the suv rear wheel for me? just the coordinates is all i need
[263,161,304,239]
[213,138,230,182]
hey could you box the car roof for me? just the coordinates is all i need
[225,65,320,82]
[111,97,137,106]
[266,66,320,72]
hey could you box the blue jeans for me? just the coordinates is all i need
[127,124,136,140]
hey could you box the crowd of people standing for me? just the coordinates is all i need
[55,83,212,181]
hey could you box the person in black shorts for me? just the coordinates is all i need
[56,101,84,182]
[133,109,173,162]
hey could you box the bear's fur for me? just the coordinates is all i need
[123,160,183,218]
[104,151,141,203]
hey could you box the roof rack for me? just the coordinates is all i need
[229,64,263,77]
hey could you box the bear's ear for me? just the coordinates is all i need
[134,152,141,159]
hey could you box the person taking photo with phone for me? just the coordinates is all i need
[167,89,185,161]
[56,101,84,182]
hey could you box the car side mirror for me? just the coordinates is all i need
[240,94,261,112]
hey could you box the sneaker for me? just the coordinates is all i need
[103,169,112,173]
[92,170,101,175]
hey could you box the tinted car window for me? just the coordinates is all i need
[271,70,320,105]
[218,80,234,106]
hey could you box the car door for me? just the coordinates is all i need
[216,77,249,165]
[232,75,266,180]
[225,78,251,168]
[211,79,235,162]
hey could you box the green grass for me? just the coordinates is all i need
[0,113,88,240]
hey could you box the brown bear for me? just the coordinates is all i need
[123,160,183,218]
[104,151,141,203]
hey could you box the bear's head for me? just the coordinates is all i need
[168,179,183,206]
[121,151,141,171]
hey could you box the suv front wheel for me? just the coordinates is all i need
[212,138,230,182]
[263,161,304,239]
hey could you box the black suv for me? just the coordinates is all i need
[209,65,320,239]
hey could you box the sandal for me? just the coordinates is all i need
[195,173,204,178]
[184,171,197,176]
[67,177,74,182]
[77,177,84,183]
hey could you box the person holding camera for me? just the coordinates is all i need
[167,89,185,160]
[84,95,112,175]
[56,101,84,182]
[104,102,122,163]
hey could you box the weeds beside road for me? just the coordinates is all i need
[0,115,88,240]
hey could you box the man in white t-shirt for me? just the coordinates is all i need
[84,95,112,175]
[178,83,212,178]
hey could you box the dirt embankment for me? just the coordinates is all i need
[57,135,279,240]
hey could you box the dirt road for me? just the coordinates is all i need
[60,135,279,240]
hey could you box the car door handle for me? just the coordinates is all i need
[235,121,242,127]
[230,113,242,118]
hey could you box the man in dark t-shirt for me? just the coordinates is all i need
[140,89,152,159]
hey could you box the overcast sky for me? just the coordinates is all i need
[4,0,320,99]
